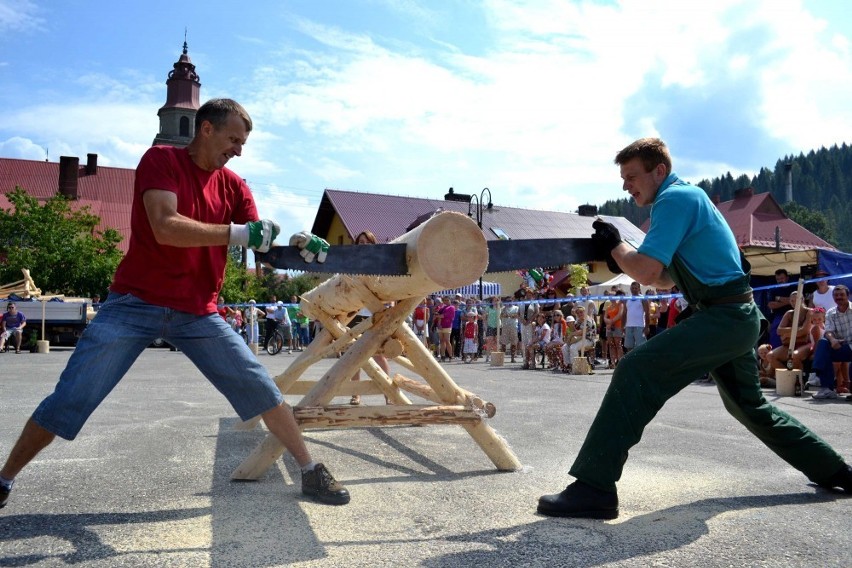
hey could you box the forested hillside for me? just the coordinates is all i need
[597,143,852,251]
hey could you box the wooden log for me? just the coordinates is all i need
[299,212,488,320]
[380,337,404,359]
[462,421,523,471]
[232,298,420,480]
[391,373,496,418]
[293,404,482,428]
[393,355,418,374]
[302,302,411,404]
[361,355,412,405]
[392,373,441,403]
[234,310,363,431]
[272,302,360,394]
[284,380,384,397]
[395,322,519,470]
[300,298,420,407]
[394,324,467,404]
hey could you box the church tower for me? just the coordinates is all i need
[152,39,201,147]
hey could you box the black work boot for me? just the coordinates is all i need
[537,480,619,519]
[0,479,12,509]
[302,463,350,505]
[818,463,852,492]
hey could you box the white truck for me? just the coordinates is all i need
[0,298,92,346]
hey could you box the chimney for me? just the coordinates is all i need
[58,156,79,200]
[784,162,793,203]
[733,187,754,199]
[85,153,98,175]
[578,204,597,217]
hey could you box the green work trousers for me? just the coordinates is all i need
[569,300,845,492]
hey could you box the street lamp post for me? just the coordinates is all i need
[468,188,493,300]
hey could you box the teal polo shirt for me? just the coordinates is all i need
[638,173,744,286]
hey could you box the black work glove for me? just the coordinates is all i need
[592,219,623,274]
[592,219,622,251]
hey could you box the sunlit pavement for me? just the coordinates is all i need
[1,347,850,567]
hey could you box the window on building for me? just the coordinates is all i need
[490,227,510,240]
[180,116,190,137]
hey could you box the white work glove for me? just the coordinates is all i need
[289,231,329,263]
[229,220,280,253]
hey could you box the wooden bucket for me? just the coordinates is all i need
[490,351,505,367]
[573,357,590,375]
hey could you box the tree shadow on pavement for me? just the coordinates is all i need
[209,418,325,568]
[303,427,501,485]
[420,492,841,567]
[0,507,209,566]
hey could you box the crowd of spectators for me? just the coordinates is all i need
[208,267,852,402]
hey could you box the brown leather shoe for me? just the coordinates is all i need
[302,463,350,505]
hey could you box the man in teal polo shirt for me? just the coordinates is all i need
[538,137,852,519]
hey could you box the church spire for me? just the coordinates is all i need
[152,35,202,148]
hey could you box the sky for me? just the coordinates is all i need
[1,0,852,233]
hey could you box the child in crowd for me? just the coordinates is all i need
[756,343,776,388]
[463,311,478,363]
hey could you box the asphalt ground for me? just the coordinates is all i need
[1,346,851,567]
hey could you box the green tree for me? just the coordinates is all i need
[782,202,836,246]
[269,272,325,301]
[218,246,325,305]
[219,247,265,304]
[568,264,589,293]
[0,187,123,297]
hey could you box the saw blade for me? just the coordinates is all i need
[255,244,409,275]
[485,238,600,272]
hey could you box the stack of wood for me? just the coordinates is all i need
[0,269,66,301]
[0,269,42,298]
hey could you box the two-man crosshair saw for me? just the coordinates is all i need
[256,236,603,275]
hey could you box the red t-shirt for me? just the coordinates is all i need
[464,320,477,339]
[666,298,681,328]
[111,146,258,315]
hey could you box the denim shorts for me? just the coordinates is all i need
[623,326,647,349]
[33,292,284,440]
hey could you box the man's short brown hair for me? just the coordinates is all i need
[614,137,672,175]
[195,98,253,133]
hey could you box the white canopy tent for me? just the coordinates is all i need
[587,274,637,296]
[436,280,502,299]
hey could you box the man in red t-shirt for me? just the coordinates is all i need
[0,99,347,510]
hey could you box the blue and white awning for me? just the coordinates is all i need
[436,280,502,298]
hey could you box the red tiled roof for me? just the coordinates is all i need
[638,189,835,252]
[0,157,135,253]
[314,189,646,244]
[716,191,834,250]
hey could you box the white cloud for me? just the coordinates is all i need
[237,0,852,208]
[752,2,852,149]
[0,136,47,160]
[1,102,158,168]
[250,183,319,233]
[2,0,851,215]
[0,0,43,33]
